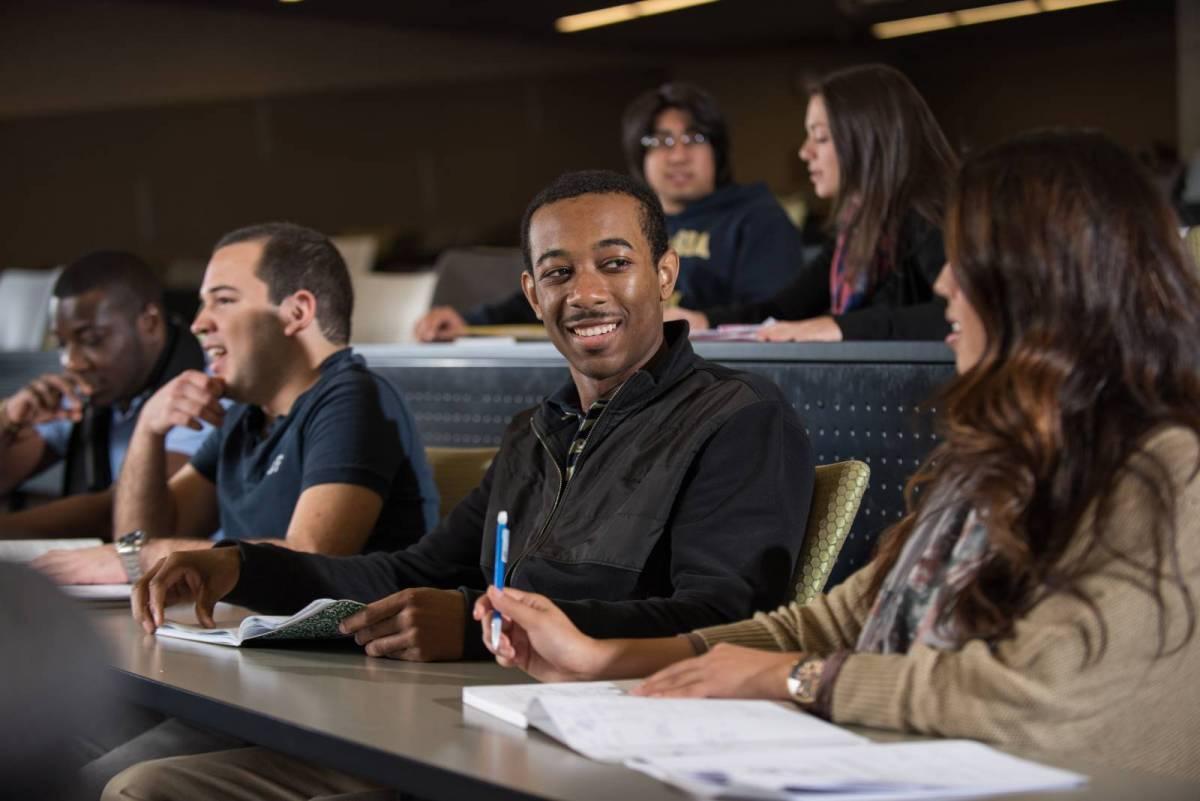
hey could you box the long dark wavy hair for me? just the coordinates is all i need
[814,64,958,287]
[869,130,1200,659]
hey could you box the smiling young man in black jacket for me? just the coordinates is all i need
[134,171,813,659]
[110,169,814,801]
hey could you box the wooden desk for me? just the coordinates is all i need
[89,607,1200,801]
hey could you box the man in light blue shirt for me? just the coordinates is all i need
[0,251,207,542]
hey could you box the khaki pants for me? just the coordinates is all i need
[102,747,396,801]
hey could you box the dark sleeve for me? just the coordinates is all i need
[462,289,539,326]
[223,459,495,613]
[833,222,950,341]
[299,376,400,498]
[188,426,223,483]
[727,202,806,304]
[704,244,834,327]
[543,398,813,641]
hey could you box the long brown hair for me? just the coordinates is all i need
[869,130,1200,658]
[813,64,957,287]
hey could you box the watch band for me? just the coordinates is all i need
[786,654,826,707]
[116,530,147,583]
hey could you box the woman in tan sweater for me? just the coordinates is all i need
[475,130,1200,779]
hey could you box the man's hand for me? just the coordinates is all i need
[138,371,226,437]
[633,643,798,700]
[31,545,125,585]
[473,586,611,682]
[756,316,844,343]
[412,307,468,342]
[130,547,241,634]
[338,588,466,661]
[3,372,93,427]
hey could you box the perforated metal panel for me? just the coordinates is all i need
[362,341,955,590]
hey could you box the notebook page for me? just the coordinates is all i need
[462,681,629,728]
[528,696,865,763]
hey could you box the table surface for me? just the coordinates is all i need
[87,605,1200,801]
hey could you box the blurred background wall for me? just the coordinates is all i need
[0,0,1188,274]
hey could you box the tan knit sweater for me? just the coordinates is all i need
[696,427,1200,779]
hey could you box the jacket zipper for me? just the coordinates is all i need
[506,386,624,584]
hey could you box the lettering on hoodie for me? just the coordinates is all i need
[671,229,711,260]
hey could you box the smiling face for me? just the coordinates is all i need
[641,108,717,215]
[51,289,162,407]
[191,240,292,404]
[522,193,678,406]
[799,94,840,200]
[933,263,986,374]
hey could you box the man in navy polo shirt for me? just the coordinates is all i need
[47,222,439,585]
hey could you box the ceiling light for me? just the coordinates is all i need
[955,0,1039,26]
[872,12,957,39]
[556,0,720,34]
[871,0,1120,39]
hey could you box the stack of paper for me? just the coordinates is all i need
[156,598,365,647]
[629,740,1087,800]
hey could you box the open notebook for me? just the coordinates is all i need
[463,682,1086,799]
[156,598,365,647]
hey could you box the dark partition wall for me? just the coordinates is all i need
[361,341,956,589]
[0,342,955,589]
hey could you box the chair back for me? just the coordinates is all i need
[791,460,870,604]
[350,271,437,344]
[1184,226,1200,272]
[425,446,498,521]
[0,267,61,351]
[429,247,525,312]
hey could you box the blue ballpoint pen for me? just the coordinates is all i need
[491,511,509,647]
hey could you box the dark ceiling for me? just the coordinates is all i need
[154,0,1168,51]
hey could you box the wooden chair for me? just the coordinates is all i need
[424,446,499,521]
[790,460,871,604]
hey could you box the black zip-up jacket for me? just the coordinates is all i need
[223,322,814,658]
[704,213,950,340]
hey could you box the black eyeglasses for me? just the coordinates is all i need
[640,132,708,150]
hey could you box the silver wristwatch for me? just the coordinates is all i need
[116,530,147,582]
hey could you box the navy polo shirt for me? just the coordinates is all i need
[190,349,438,552]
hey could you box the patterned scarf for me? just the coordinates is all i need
[829,216,896,315]
[856,489,992,654]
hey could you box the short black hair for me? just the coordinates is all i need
[520,170,669,273]
[620,82,733,187]
[214,222,354,345]
[52,251,164,315]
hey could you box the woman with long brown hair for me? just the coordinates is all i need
[670,63,957,341]
[476,130,1200,777]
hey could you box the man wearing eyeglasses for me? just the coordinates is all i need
[414,82,804,340]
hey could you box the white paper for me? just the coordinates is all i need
[627,740,1087,800]
[0,538,104,562]
[62,583,132,601]
[462,681,630,728]
[155,598,364,647]
[527,696,866,763]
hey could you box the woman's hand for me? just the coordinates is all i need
[633,643,799,700]
[473,586,612,682]
[757,316,843,342]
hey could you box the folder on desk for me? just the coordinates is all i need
[155,598,365,647]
